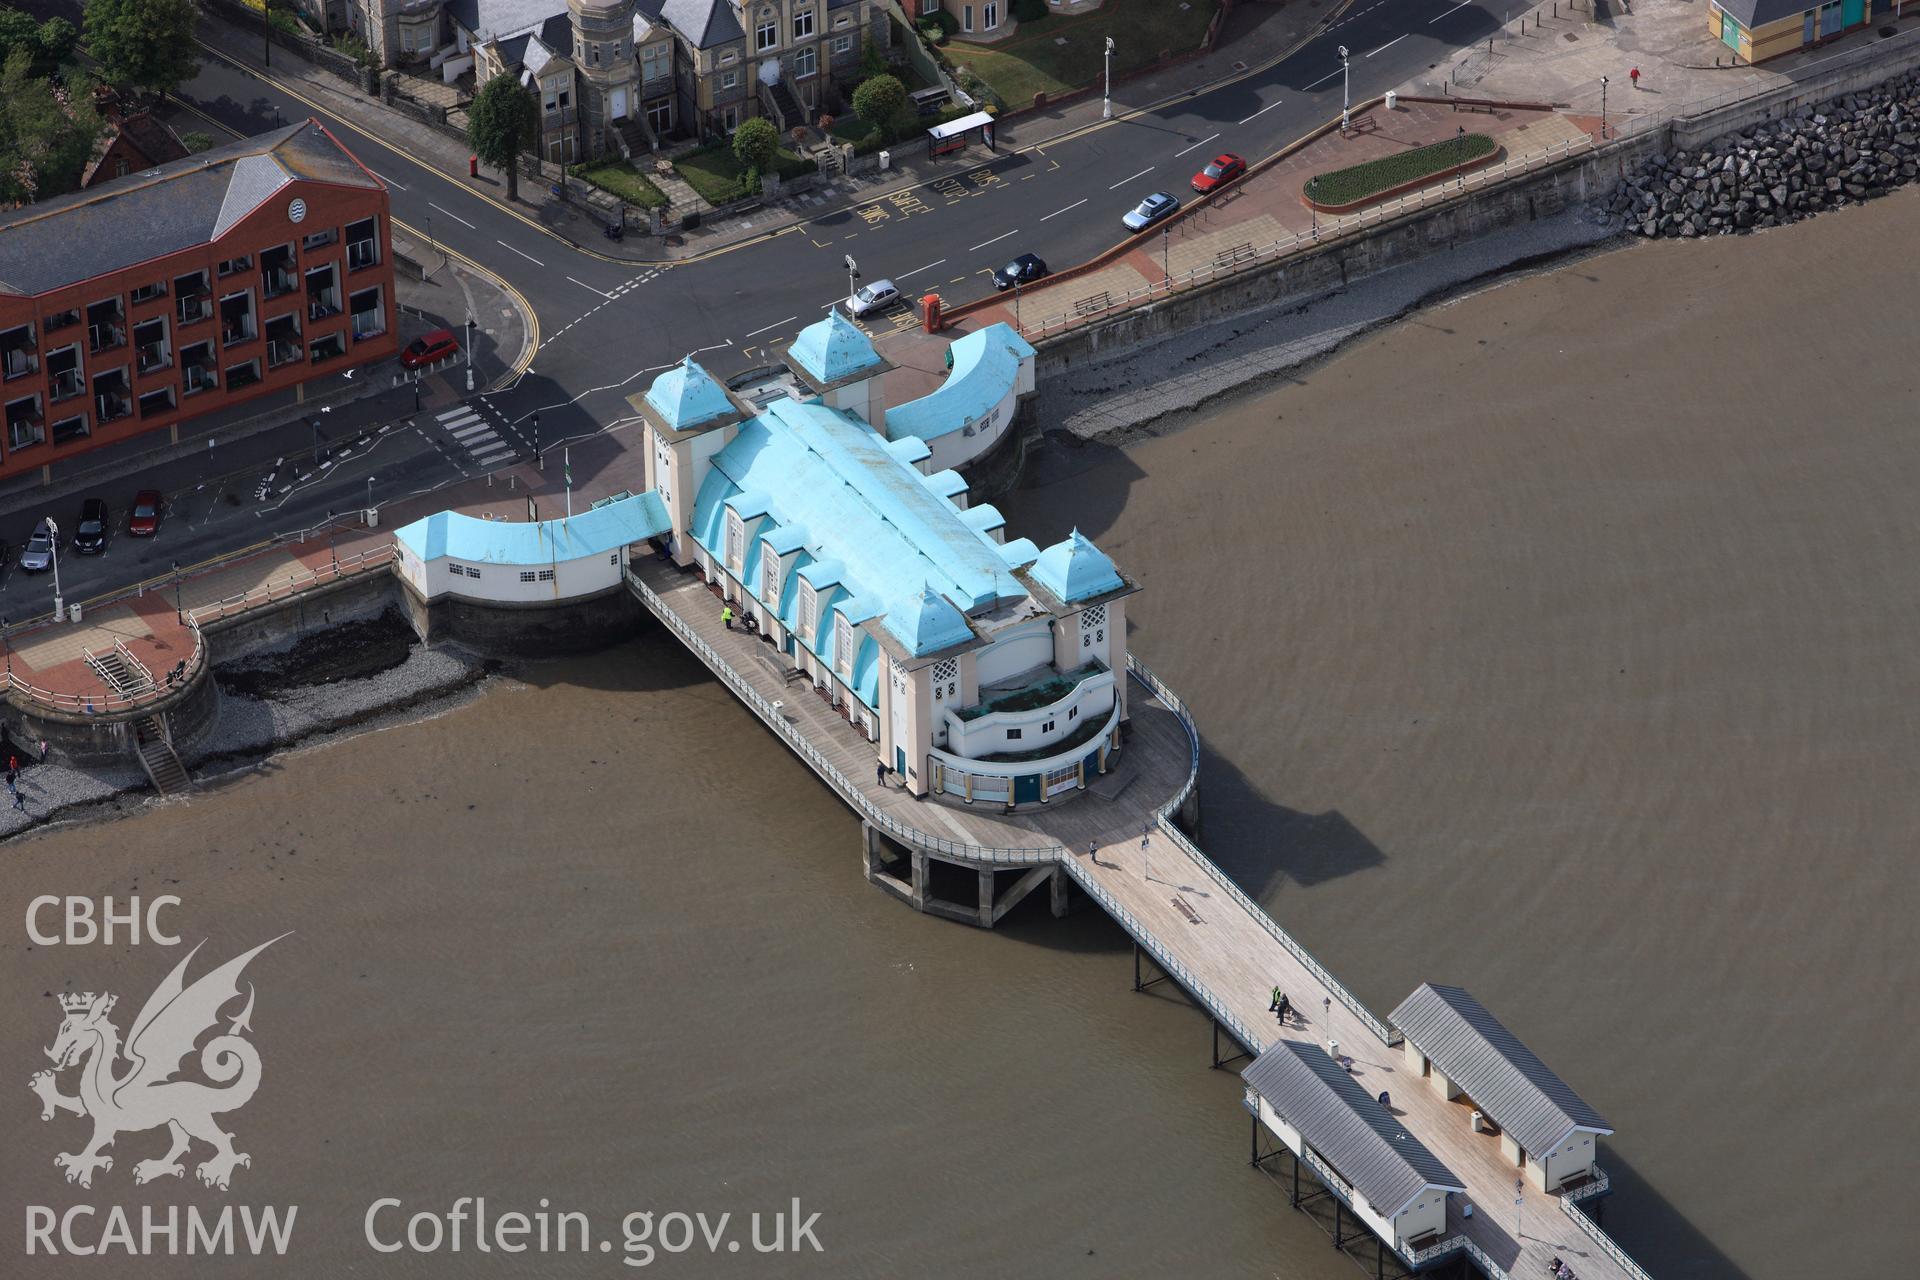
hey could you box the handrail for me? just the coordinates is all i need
[1561,1173,1655,1280]
[1059,851,1263,1055]
[1126,657,1401,1048]
[187,544,396,624]
[628,568,1064,865]
[8,614,207,715]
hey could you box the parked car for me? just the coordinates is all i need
[1123,191,1181,232]
[992,253,1049,291]
[72,498,111,555]
[18,519,56,573]
[400,328,459,369]
[1191,152,1247,194]
[847,279,901,318]
[129,489,164,537]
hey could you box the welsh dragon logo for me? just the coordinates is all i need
[29,936,287,1191]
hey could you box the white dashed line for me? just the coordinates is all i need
[1430,0,1474,20]
[567,277,614,298]
[1040,199,1088,223]
[372,170,408,190]
[1175,133,1221,158]
[1367,33,1408,55]
[1305,67,1342,90]
[968,230,1019,251]
[428,202,477,230]
[1238,99,1285,124]
[897,259,948,280]
[497,240,545,266]
[743,315,798,338]
[1109,166,1156,190]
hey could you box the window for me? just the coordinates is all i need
[218,255,252,277]
[130,281,166,304]
[721,104,740,131]
[611,40,622,59]
[756,18,777,49]
[50,415,87,443]
[520,571,537,582]
[225,358,260,389]
[721,69,739,89]
[347,217,380,271]
[114,159,130,178]
[922,0,939,13]
[793,45,815,78]
[538,568,554,582]
[982,0,997,29]
[792,7,813,39]
[642,41,670,82]
[1006,727,1022,740]
[834,614,853,672]
[449,563,465,575]
[761,551,781,607]
[465,566,481,579]
[302,228,337,251]
[799,582,817,638]
[725,509,745,569]
[589,42,600,65]
[832,34,852,53]
[963,4,972,31]
[1041,719,1055,733]
[1068,705,1078,720]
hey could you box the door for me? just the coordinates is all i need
[611,87,628,120]
[895,747,906,775]
[1013,773,1041,805]
[1722,10,1741,48]
[647,98,672,136]
[983,1,998,28]
[1819,0,1841,35]
[1842,0,1864,24]
[1803,8,1816,41]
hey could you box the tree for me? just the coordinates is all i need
[852,73,906,137]
[467,73,537,201]
[181,130,214,154]
[0,50,103,204]
[0,12,78,80]
[84,0,200,98]
[731,116,776,175]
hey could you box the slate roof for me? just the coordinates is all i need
[1244,1040,1465,1220]
[637,0,744,48]
[1715,0,1815,31]
[396,492,670,565]
[444,0,569,40]
[1389,984,1613,1158]
[0,121,379,298]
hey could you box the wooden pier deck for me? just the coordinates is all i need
[631,556,1648,1280]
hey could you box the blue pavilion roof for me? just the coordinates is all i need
[886,322,1034,443]
[645,357,736,431]
[1030,528,1124,603]
[396,492,670,566]
[789,310,883,385]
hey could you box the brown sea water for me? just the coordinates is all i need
[8,190,1917,1278]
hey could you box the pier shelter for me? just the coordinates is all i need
[1389,983,1613,1193]
[393,493,669,605]
[1243,1040,1465,1264]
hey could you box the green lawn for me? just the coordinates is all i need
[674,144,819,205]
[569,160,670,210]
[827,114,879,144]
[942,0,1219,109]
[1305,134,1497,208]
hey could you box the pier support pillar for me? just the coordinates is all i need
[1050,866,1072,918]
[1179,779,1201,838]
[910,851,929,912]
[1333,1200,1343,1250]
[976,868,995,927]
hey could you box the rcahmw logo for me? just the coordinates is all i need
[23,905,298,1258]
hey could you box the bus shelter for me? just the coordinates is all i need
[928,111,997,158]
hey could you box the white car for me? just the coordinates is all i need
[847,279,900,318]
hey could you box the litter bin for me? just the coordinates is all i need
[878,149,891,171]
[68,603,82,624]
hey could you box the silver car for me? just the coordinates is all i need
[1123,191,1181,233]
[18,519,55,573]
[847,279,900,317]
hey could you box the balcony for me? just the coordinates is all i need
[88,322,124,354]
[307,289,341,323]
[2,324,38,380]
[182,362,217,395]
[94,390,130,423]
[266,338,302,370]
[6,400,43,451]
[945,662,1117,763]
[44,308,78,334]
[222,319,256,348]
[49,368,82,402]
[930,698,1124,808]
[137,342,171,375]
[346,218,379,271]
[177,293,211,326]
[263,268,297,299]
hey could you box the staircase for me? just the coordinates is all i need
[614,115,656,160]
[132,716,189,796]
[84,641,155,701]
[763,78,804,132]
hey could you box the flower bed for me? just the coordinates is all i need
[1303,133,1498,210]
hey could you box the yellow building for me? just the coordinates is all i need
[1710,0,1870,64]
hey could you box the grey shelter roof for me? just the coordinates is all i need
[1389,984,1613,1157]
[1243,1040,1465,1220]
[1715,0,1814,31]
[638,0,745,47]
[0,121,380,298]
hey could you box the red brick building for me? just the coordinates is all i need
[0,120,398,483]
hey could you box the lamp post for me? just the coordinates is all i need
[171,561,182,625]
[1600,75,1609,140]
[533,411,543,471]
[46,518,61,619]
[1012,278,1021,332]
[1339,46,1351,134]
[1103,37,1114,120]
[843,254,860,317]
[1161,224,1171,290]
[464,314,475,392]
[1309,176,1319,240]
[1457,125,1467,189]
[366,475,374,516]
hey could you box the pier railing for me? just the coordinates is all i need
[630,569,1062,865]
[1127,658,1401,1049]
[189,544,396,624]
[1062,852,1263,1056]
[1561,1175,1654,1280]
[6,617,206,716]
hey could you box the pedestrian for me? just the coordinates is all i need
[9,784,23,813]
[1142,820,1151,850]
[1278,994,1292,1024]
[1629,66,1640,89]
[722,603,735,631]
[1086,840,1098,865]
[1322,995,1331,1021]
[38,738,49,764]
[4,767,15,790]
[876,761,887,788]
[1269,985,1281,1012]
[7,754,16,775]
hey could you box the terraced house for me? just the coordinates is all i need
[364,0,892,162]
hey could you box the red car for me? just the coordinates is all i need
[1191,152,1247,194]
[400,328,459,369]
[129,489,164,537]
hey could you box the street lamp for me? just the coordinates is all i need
[1309,176,1319,240]
[45,518,61,619]
[1103,37,1115,120]
[366,475,374,516]
[1012,277,1021,332]
[844,254,860,317]
[1600,75,1609,140]
[171,561,182,625]
[1457,125,1467,189]
[1339,46,1351,134]
[533,411,543,471]
[1161,224,1171,290]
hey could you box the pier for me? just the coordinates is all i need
[629,554,1653,1280]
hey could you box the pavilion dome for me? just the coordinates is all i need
[1030,528,1123,603]
[645,356,734,431]
[789,310,883,385]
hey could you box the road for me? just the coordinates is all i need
[1,0,1503,611]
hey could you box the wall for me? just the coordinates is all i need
[201,566,399,659]
[407,547,626,604]
[1539,1131,1599,1191]
[943,666,1114,757]
[2,655,222,767]
[405,577,649,653]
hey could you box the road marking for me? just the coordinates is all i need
[1430,0,1474,19]
[1040,198,1088,223]
[436,406,476,422]
[472,449,517,469]
[1367,33,1408,55]
[743,315,797,338]
[428,202,477,230]
[567,276,614,298]
[1109,166,1156,190]
[372,170,408,190]
[1305,67,1342,90]
[968,230,1018,251]
[496,239,545,266]
[1175,132,1221,158]
[1238,99,1285,124]
[897,258,948,280]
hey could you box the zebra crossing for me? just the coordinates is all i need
[433,402,519,471]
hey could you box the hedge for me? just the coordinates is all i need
[1305,133,1497,207]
